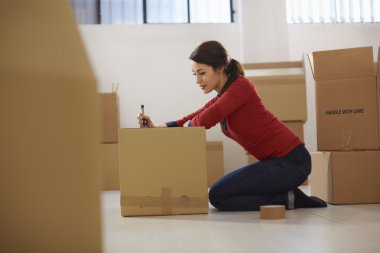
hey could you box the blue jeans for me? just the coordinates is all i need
[209,144,311,211]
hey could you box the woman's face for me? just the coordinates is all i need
[191,61,227,94]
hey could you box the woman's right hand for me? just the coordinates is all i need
[137,113,155,128]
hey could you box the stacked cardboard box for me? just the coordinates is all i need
[206,141,224,187]
[244,61,307,122]
[99,89,120,190]
[119,128,209,216]
[100,91,119,143]
[309,46,380,204]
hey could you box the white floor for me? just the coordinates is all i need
[101,186,380,253]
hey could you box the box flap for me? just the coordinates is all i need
[307,53,315,77]
[311,46,374,81]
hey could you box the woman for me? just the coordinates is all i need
[138,40,327,211]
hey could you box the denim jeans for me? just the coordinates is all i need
[208,144,311,211]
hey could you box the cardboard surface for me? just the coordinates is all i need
[100,93,119,143]
[316,77,379,150]
[377,47,380,84]
[243,61,303,69]
[119,128,209,216]
[0,1,102,252]
[99,143,119,190]
[310,152,331,202]
[310,47,374,81]
[309,46,380,151]
[247,72,307,121]
[311,151,380,204]
[206,141,224,187]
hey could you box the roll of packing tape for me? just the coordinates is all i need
[260,205,285,219]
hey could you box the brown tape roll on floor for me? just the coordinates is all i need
[260,205,286,219]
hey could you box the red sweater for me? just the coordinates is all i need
[173,75,303,161]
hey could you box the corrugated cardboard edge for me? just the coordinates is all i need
[377,46,380,80]
[307,53,315,79]
[206,141,224,150]
[310,152,330,202]
[328,152,334,203]
[377,47,380,145]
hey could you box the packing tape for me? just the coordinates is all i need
[120,187,209,215]
[260,205,285,219]
[340,131,353,150]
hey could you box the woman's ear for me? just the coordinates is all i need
[216,66,226,74]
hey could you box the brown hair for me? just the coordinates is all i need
[190,41,245,130]
[189,40,244,96]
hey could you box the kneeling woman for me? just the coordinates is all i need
[138,40,327,211]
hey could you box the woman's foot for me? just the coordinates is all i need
[289,188,327,209]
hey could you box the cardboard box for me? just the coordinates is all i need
[316,77,379,150]
[309,46,374,81]
[100,92,119,143]
[206,141,224,187]
[247,121,304,163]
[99,143,119,190]
[119,128,209,216]
[246,67,307,121]
[311,151,380,204]
[0,1,102,252]
[308,46,380,151]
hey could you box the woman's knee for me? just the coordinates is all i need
[208,185,223,208]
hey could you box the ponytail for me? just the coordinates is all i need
[218,58,245,96]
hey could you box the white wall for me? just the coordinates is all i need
[79,24,247,174]
[79,1,380,174]
[239,0,289,62]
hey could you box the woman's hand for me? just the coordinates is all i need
[137,113,155,128]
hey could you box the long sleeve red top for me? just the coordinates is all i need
[168,75,303,161]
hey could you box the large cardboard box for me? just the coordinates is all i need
[316,77,379,150]
[100,92,119,143]
[311,151,380,204]
[0,1,102,252]
[119,128,209,216]
[308,47,380,151]
[206,141,224,187]
[99,143,119,190]
[246,67,307,121]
